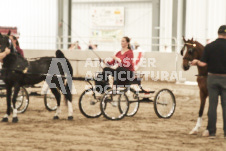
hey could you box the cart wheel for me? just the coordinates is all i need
[12,87,29,114]
[79,88,102,118]
[154,89,176,118]
[125,90,139,117]
[44,92,57,111]
[100,89,129,120]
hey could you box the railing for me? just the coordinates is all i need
[57,36,179,52]
[19,35,216,52]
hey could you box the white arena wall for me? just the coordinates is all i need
[0,0,58,50]
[185,0,226,44]
[71,0,153,51]
[23,49,197,82]
[1,0,225,52]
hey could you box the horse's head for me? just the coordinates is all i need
[181,37,201,71]
[0,31,14,53]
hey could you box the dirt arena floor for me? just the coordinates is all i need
[0,80,226,151]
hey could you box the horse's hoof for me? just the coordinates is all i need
[189,130,198,135]
[68,116,73,120]
[12,117,18,123]
[53,116,59,120]
[2,118,8,122]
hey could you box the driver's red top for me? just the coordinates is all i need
[16,46,24,58]
[107,49,134,71]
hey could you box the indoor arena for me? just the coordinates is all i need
[0,0,226,150]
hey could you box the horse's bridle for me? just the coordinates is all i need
[185,42,196,47]
[181,42,197,61]
[7,38,17,53]
[0,36,14,53]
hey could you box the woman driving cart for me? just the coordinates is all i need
[97,36,135,92]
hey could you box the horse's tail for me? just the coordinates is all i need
[56,49,65,58]
[55,50,73,76]
[55,50,73,104]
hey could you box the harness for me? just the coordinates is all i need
[2,53,29,74]
[182,42,197,61]
[182,42,207,77]
[184,42,196,47]
[195,74,207,77]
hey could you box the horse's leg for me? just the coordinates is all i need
[11,85,21,123]
[64,83,73,120]
[50,88,61,119]
[189,90,207,135]
[2,85,12,122]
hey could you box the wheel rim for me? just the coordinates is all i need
[80,90,102,117]
[126,90,139,116]
[12,88,25,110]
[101,90,128,120]
[45,93,57,110]
[155,90,175,118]
[15,87,29,113]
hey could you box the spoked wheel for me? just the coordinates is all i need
[44,89,57,111]
[154,89,176,118]
[79,88,102,118]
[126,90,139,117]
[11,87,29,113]
[100,89,129,120]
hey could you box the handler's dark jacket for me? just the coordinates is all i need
[201,38,226,74]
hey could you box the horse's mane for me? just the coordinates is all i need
[193,40,205,59]
[194,40,204,48]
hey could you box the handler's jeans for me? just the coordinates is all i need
[207,75,226,135]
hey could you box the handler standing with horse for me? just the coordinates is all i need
[0,48,10,61]
[191,25,226,139]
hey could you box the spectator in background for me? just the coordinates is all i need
[133,41,144,71]
[88,40,98,50]
[206,39,212,44]
[93,44,98,50]
[9,35,24,57]
[69,41,81,50]
[88,40,93,50]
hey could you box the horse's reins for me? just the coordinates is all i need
[0,68,88,81]
[61,19,103,66]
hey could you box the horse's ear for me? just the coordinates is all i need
[180,46,185,56]
[7,30,11,36]
[180,50,183,56]
[191,37,193,42]
[182,36,186,42]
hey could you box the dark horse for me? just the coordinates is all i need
[0,32,73,122]
[181,37,208,134]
